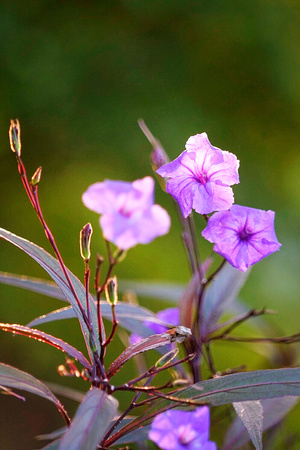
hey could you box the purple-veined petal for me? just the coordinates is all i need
[149,407,216,450]
[202,205,281,272]
[157,133,239,216]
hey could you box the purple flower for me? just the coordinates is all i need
[149,407,216,450]
[145,307,180,334]
[129,308,179,346]
[82,176,170,250]
[202,205,281,272]
[156,133,239,218]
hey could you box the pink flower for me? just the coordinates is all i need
[82,177,170,250]
[202,205,281,272]
[156,133,239,218]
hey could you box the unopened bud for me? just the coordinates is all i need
[105,276,118,305]
[155,348,179,368]
[138,119,170,171]
[80,223,93,262]
[31,166,42,186]
[9,119,21,157]
[113,248,127,262]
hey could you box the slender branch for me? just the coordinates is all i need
[84,262,91,324]
[100,376,155,448]
[187,214,203,281]
[219,333,300,345]
[205,258,226,285]
[125,353,194,387]
[209,308,272,342]
[103,304,119,348]
[204,343,216,375]
[95,254,105,348]
[31,186,91,329]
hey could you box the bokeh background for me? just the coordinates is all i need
[0,1,299,448]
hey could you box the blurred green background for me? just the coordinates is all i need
[0,0,299,448]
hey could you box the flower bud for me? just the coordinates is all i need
[80,223,93,262]
[105,276,118,306]
[138,119,170,171]
[113,248,127,262]
[9,119,21,157]
[31,166,42,186]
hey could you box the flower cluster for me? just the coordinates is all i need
[156,132,281,271]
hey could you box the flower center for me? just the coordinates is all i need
[119,204,132,218]
[196,172,208,185]
[178,424,197,445]
[238,228,252,241]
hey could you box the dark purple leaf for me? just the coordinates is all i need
[200,263,250,337]
[59,388,118,450]
[0,363,69,424]
[28,303,167,340]
[0,323,90,369]
[0,228,105,359]
[107,368,300,447]
[106,326,191,379]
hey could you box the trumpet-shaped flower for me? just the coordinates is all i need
[156,133,239,217]
[82,176,170,250]
[202,205,281,272]
[149,407,216,450]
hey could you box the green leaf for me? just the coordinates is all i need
[0,363,70,424]
[0,227,104,359]
[59,388,118,450]
[0,323,90,369]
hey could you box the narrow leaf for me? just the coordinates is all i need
[0,384,26,401]
[111,368,300,445]
[0,271,65,301]
[233,401,263,450]
[0,228,104,358]
[200,263,250,337]
[223,396,298,450]
[59,388,118,450]
[36,427,66,441]
[0,363,70,424]
[39,440,61,449]
[28,303,168,339]
[0,271,183,303]
[118,279,183,302]
[106,326,191,379]
[0,323,90,369]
